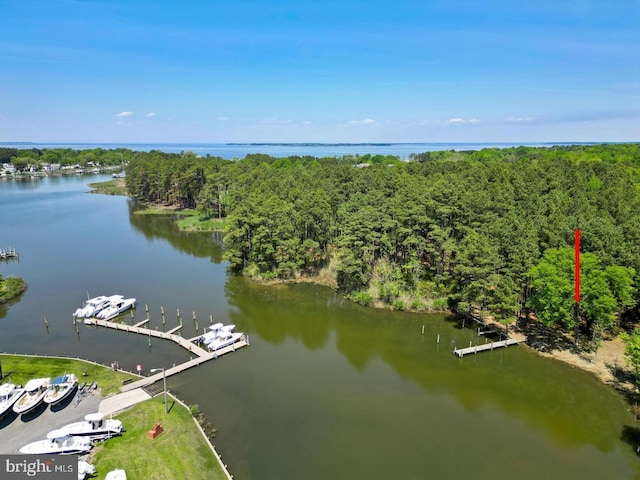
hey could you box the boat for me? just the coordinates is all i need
[97,297,136,320]
[56,412,124,441]
[44,373,78,405]
[105,469,127,480]
[75,294,123,318]
[13,377,50,414]
[208,331,244,352]
[78,460,96,480]
[19,429,92,455]
[0,383,25,418]
[197,323,236,346]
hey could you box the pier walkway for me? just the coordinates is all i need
[83,317,248,391]
[454,338,522,357]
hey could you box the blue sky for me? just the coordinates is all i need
[1,0,639,143]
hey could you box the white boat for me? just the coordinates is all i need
[74,295,109,318]
[75,294,124,318]
[208,331,244,352]
[0,383,25,418]
[13,377,50,414]
[44,373,78,405]
[198,323,236,346]
[78,460,96,480]
[105,469,127,480]
[97,297,136,320]
[56,412,124,441]
[19,430,92,455]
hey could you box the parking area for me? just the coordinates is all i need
[0,390,101,454]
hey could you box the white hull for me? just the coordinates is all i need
[57,413,124,441]
[98,298,136,320]
[0,384,25,418]
[13,378,50,415]
[44,374,78,405]
[19,433,92,455]
[208,332,243,351]
[105,469,127,480]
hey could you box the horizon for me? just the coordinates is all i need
[2,1,639,143]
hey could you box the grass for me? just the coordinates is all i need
[0,354,135,397]
[88,179,127,196]
[0,276,27,304]
[0,354,229,480]
[176,215,227,232]
[91,396,228,480]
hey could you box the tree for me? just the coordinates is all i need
[621,328,640,396]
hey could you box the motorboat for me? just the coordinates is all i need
[75,294,123,318]
[13,377,50,414]
[56,412,124,441]
[44,373,78,405]
[0,383,25,418]
[78,460,96,480]
[208,331,244,352]
[105,469,127,480]
[198,323,236,346]
[19,430,92,455]
[97,297,136,320]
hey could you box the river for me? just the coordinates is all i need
[0,174,638,479]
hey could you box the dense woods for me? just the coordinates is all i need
[123,144,640,344]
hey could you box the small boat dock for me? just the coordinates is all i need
[83,316,248,391]
[454,338,522,357]
[0,248,18,260]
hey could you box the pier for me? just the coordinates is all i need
[453,338,522,357]
[82,317,248,391]
[0,248,18,260]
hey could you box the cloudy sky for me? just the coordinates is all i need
[1,0,639,143]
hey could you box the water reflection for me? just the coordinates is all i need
[127,201,223,263]
[224,276,633,454]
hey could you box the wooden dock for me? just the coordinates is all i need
[0,248,18,260]
[83,317,248,391]
[454,338,522,357]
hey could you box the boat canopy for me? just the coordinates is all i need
[24,378,48,391]
[47,429,71,439]
[208,322,224,331]
[0,383,15,395]
[51,375,68,385]
[85,413,104,422]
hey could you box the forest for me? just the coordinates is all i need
[120,144,640,348]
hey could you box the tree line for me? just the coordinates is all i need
[120,144,640,346]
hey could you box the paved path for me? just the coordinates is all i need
[98,388,152,415]
[0,390,101,454]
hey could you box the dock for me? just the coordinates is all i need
[454,338,522,357]
[83,317,248,391]
[0,248,18,260]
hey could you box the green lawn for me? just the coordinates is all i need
[91,396,229,480]
[0,354,134,396]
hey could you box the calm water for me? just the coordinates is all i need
[1,142,584,160]
[0,175,638,479]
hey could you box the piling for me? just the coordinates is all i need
[421,325,425,335]
[437,334,440,344]
[160,306,164,315]
[44,316,49,327]
[209,314,213,324]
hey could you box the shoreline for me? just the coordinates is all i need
[88,180,638,406]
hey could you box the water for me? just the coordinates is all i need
[0,142,587,160]
[0,175,638,479]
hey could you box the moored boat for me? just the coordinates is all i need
[44,373,78,405]
[56,412,124,441]
[97,297,136,320]
[208,331,244,352]
[0,383,25,418]
[19,430,92,455]
[13,377,50,414]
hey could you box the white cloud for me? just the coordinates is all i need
[348,118,375,125]
[446,117,480,124]
[146,112,156,118]
[116,111,133,117]
[506,116,533,122]
[217,116,228,121]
